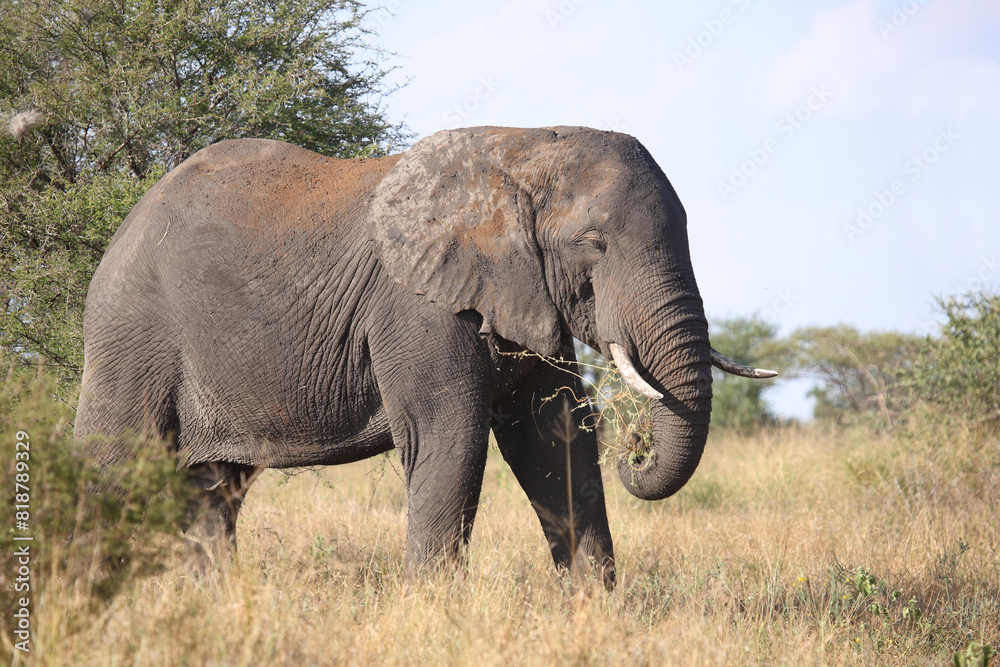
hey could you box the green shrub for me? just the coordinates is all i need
[0,168,163,384]
[0,360,189,652]
[909,292,1000,434]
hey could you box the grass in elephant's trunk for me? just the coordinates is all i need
[17,414,1000,664]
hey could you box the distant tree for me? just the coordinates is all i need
[709,316,784,432]
[787,325,921,426]
[908,291,1000,432]
[0,0,407,384]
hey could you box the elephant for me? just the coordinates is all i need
[74,126,774,588]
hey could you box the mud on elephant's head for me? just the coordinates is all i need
[371,126,774,501]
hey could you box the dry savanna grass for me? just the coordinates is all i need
[14,422,1000,665]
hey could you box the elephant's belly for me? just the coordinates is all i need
[180,396,394,468]
[177,340,393,467]
[248,404,395,468]
[298,405,395,467]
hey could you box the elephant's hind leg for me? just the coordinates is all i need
[182,462,259,573]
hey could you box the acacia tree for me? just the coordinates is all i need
[787,325,921,426]
[0,0,407,383]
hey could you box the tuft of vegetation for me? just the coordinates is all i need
[571,342,651,458]
[907,292,1000,434]
[0,358,189,657]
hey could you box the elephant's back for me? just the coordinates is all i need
[106,139,402,254]
[87,139,404,329]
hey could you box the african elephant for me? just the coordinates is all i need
[75,126,773,587]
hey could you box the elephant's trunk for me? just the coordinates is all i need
[612,299,713,501]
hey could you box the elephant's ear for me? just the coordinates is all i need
[370,129,562,356]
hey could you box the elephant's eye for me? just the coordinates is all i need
[575,229,606,252]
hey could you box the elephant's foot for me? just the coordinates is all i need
[567,528,617,591]
[180,461,258,578]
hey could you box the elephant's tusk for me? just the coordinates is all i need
[609,343,663,400]
[710,348,778,379]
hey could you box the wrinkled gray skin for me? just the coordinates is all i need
[76,127,715,588]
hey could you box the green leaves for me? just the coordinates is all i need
[0,359,191,620]
[955,642,994,667]
[703,294,1000,434]
[1,168,163,380]
[1,0,405,176]
[909,292,1000,433]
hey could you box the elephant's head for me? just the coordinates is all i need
[371,127,774,501]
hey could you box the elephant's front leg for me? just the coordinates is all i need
[493,356,616,589]
[370,313,493,572]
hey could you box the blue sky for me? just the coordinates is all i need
[367,0,1000,418]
